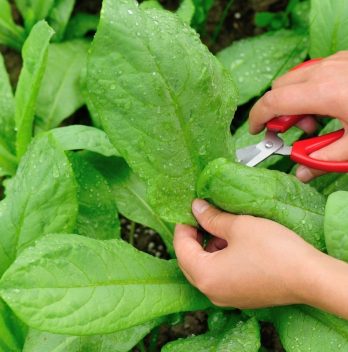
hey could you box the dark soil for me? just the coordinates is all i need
[1,1,290,351]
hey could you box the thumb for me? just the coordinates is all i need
[192,199,234,240]
[296,133,348,182]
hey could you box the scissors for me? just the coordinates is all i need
[236,59,348,173]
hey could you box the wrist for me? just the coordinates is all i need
[298,250,348,318]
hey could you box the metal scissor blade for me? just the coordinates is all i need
[236,131,285,167]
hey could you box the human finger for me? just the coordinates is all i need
[249,83,334,134]
[174,224,208,282]
[192,199,235,241]
[205,237,228,253]
[296,133,348,182]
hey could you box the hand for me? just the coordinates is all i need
[248,51,348,182]
[174,199,319,309]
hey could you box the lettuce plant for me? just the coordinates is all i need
[0,0,348,351]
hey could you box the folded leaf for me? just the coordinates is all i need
[23,318,163,352]
[68,152,120,240]
[0,235,210,335]
[0,53,17,176]
[0,0,26,51]
[310,0,348,58]
[50,125,119,156]
[235,122,302,169]
[47,0,75,42]
[162,317,260,352]
[0,299,27,352]
[87,0,237,224]
[324,191,348,261]
[15,21,54,159]
[84,153,174,254]
[217,30,308,105]
[197,158,326,250]
[35,40,89,131]
[0,134,78,276]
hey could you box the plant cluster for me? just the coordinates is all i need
[0,0,348,351]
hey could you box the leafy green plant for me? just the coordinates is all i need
[0,0,348,350]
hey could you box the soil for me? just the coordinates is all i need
[1,1,290,351]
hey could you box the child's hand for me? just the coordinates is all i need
[175,200,348,318]
[174,199,319,309]
[248,51,348,182]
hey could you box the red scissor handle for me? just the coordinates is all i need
[291,129,348,172]
[266,58,322,133]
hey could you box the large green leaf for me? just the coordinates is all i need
[235,122,302,169]
[268,306,348,352]
[0,235,210,335]
[324,191,348,261]
[84,153,174,253]
[0,0,26,51]
[0,53,17,176]
[68,152,120,240]
[0,299,27,352]
[50,125,119,157]
[162,317,260,352]
[15,21,54,159]
[217,30,308,105]
[35,40,89,131]
[0,134,78,276]
[87,0,237,224]
[310,0,348,58]
[197,158,326,250]
[47,0,75,42]
[23,318,163,352]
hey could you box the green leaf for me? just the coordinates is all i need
[177,0,195,25]
[68,152,120,240]
[324,191,348,261]
[87,0,237,224]
[0,299,27,352]
[0,53,17,176]
[0,235,210,335]
[139,0,163,10]
[65,13,99,40]
[23,319,163,352]
[270,306,348,352]
[15,21,54,159]
[0,0,26,51]
[162,317,260,352]
[35,40,89,131]
[291,1,310,29]
[50,125,119,156]
[46,0,75,42]
[197,158,326,250]
[15,0,55,30]
[191,0,214,30]
[217,30,308,105]
[235,122,303,169]
[83,153,174,253]
[0,134,78,276]
[310,0,348,58]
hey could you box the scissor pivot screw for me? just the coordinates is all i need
[265,141,273,148]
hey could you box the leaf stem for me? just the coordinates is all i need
[210,0,234,45]
[137,340,147,352]
[149,326,160,352]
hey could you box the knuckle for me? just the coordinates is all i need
[262,90,278,110]
[204,211,223,232]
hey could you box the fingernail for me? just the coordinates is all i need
[192,199,210,214]
[296,166,312,182]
